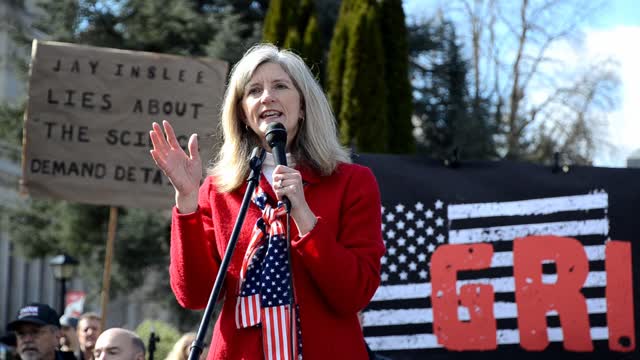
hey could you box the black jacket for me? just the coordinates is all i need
[57,351,78,360]
[365,343,393,360]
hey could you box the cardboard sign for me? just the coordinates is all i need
[21,40,228,209]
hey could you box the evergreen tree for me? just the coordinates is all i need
[200,0,267,64]
[380,0,414,154]
[412,20,495,160]
[313,0,342,79]
[326,0,360,124]
[262,0,323,80]
[326,11,348,120]
[297,0,323,80]
[117,0,213,55]
[283,28,302,50]
[205,8,263,65]
[468,96,498,159]
[301,11,323,80]
[0,103,24,149]
[31,0,79,43]
[339,2,387,152]
[329,0,414,153]
[262,0,293,46]
[32,0,266,63]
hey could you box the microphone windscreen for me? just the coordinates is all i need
[265,122,287,149]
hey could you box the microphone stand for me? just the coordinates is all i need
[188,147,266,360]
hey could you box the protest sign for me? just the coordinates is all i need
[22,40,228,209]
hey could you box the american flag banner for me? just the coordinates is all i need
[354,154,640,360]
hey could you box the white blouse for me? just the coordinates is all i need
[261,152,296,186]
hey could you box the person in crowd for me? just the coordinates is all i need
[0,333,15,347]
[92,328,145,360]
[75,313,102,360]
[0,331,20,360]
[149,43,385,359]
[164,332,207,360]
[5,303,75,360]
[0,332,18,360]
[59,316,79,353]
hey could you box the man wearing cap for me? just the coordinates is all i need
[5,303,75,360]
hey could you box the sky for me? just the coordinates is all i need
[403,0,640,167]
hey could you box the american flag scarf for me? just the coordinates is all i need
[235,185,303,360]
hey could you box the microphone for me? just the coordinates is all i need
[265,122,291,211]
[265,122,288,166]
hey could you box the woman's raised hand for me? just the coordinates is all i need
[149,120,201,212]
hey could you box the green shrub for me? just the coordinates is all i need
[135,319,181,360]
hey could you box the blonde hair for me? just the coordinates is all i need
[78,312,102,323]
[164,332,196,360]
[209,43,351,192]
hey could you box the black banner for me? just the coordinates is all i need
[354,154,640,360]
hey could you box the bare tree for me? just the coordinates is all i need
[448,0,620,164]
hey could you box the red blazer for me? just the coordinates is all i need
[170,162,385,360]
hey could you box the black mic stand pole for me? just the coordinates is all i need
[188,147,266,360]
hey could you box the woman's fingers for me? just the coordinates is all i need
[149,149,168,170]
[150,120,201,179]
[275,183,298,195]
[187,133,199,161]
[149,130,166,155]
[272,167,304,205]
[273,167,302,186]
[162,120,182,150]
[150,122,170,154]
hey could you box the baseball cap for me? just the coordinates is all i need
[6,303,60,332]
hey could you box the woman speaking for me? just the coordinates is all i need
[149,43,385,360]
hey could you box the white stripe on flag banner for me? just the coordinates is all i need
[363,298,608,327]
[372,271,607,301]
[366,327,610,351]
[372,283,431,301]
[447,193,608,220]
[448,218,609,244]
[492,244,605,267]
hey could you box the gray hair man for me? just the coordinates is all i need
[6,303,75,360]
[93,328,145,360]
